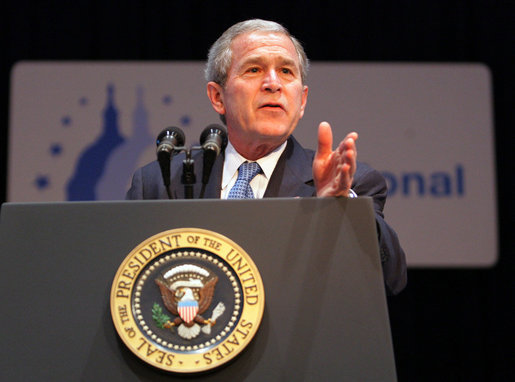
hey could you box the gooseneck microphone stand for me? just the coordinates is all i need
[180,146,201,199]
[157,150,174,199]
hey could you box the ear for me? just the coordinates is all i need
[299,85,309,119]
[207,81,226,115]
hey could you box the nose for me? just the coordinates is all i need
[262,69,281,92]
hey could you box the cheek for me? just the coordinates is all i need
[233,98,255,122]
[226,88,248,111]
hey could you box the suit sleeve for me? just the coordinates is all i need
[352,164,407,295]
[126,167,144,200]
[126,161,175,200]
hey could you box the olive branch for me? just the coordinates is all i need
[152,303,171,328]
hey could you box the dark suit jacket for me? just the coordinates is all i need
[126,136,407,294]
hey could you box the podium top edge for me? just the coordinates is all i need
[1,197,372,207]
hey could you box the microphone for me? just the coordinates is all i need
[156,127,185,195]
[156,127,185,161]
[200,124,228,185]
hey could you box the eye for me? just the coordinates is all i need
[247,67,259,73]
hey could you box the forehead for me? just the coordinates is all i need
[230,31,299,67]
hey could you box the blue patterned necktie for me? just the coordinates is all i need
[227,162,261,199]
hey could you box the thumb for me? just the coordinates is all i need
[317,121,333,156]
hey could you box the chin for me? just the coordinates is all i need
[255,122,292,138]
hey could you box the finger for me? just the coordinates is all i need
[337,132,358,154]
[343,147,357,178]
[339,163,353,194]
[348,132,359,141]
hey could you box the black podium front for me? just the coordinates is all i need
[0,198,396,381]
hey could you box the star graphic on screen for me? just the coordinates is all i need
[162,95,173,105]
[79,96,88,106]
[61,115,72,127]
[35,175,50,190]
[50,143,63,156]
[180,115,191,126]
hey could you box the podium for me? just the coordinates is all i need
[0,198,396,381]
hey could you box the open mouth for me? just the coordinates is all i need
[260,103,283,110]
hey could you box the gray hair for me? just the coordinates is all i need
[205,19,309,87]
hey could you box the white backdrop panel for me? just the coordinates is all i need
[8,62,497,267]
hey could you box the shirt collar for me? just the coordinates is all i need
[222,140,288,189]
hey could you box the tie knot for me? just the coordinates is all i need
[227,162,261,199]
[237,161,261,182]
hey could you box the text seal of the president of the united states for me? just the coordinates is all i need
[110,228,265,373]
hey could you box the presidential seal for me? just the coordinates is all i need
[110,228,265,373]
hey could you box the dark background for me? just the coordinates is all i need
[2,1,513,380]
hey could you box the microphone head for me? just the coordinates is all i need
[200,124,228,155]
[156,126,185,155]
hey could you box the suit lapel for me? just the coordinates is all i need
[202,153,224,198]
[264,136,316,197]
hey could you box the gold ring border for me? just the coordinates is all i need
[110,228,265,373]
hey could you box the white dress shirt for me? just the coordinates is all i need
[221,140,287,199]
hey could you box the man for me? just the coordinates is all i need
[127,19,407,295]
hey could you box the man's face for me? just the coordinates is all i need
[207,31,308,159]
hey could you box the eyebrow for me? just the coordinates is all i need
[239,55,298,69]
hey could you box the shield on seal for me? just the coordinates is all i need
[178,299,199,324]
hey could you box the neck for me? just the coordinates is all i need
[230,138,288,161]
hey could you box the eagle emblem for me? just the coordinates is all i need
[153,264,225,339]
